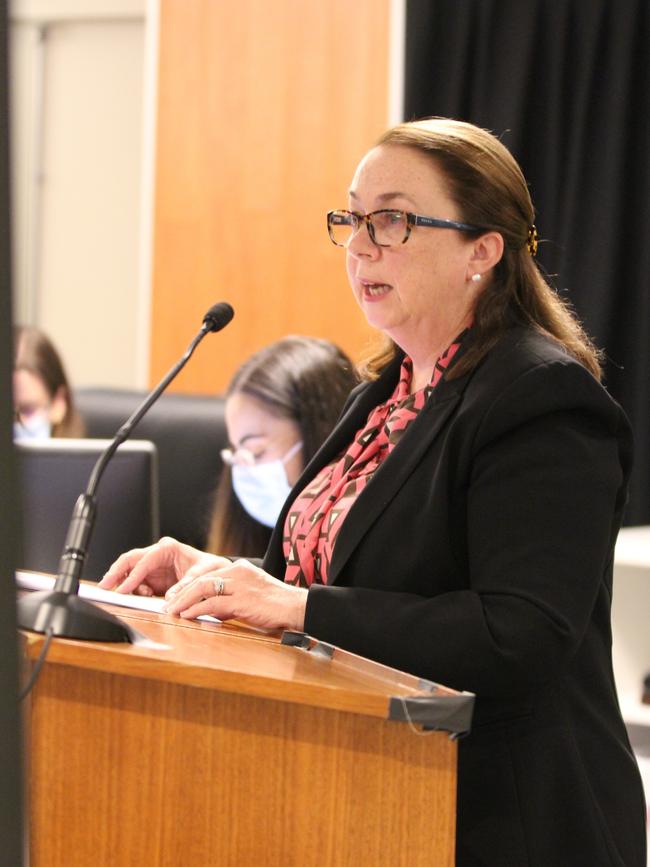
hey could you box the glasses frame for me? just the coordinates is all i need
[220,438,303,468]
[220,445,257,467]
[327,208,484,248]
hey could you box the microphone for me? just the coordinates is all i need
[202,302,234,333]
[16,302,235,642]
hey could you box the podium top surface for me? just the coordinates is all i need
[20,577,473,731]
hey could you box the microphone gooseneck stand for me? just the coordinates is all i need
[16,302,235,643]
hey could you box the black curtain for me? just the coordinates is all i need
[405,0,650,524]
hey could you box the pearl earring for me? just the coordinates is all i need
[471,273,482,283]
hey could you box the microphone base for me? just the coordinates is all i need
[17,590,133,643]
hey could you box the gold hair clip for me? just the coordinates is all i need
[527,225,538,257]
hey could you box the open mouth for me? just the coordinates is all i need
[361,281,392,298]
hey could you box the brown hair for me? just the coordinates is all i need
[358,118,602,381]
[13,325,85,437]
[206,336,358,558]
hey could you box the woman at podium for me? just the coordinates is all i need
[101,118,647,866]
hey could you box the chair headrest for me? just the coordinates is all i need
[75,387,228,549]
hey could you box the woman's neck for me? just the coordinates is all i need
[410,363,437,394]
[406,318,471,394]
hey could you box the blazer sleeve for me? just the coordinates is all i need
[302,358,633,696]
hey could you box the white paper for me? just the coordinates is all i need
[15,571,220,622]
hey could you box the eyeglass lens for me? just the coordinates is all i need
[220,446,256,467]
[328,210,408,247]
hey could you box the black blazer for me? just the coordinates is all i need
[264,328,646,867]
[263,327,647,866]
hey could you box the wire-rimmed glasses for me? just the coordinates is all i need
[220,445,257,467]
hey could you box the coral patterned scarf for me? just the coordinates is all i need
[283,336,464,587]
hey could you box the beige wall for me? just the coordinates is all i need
[10,0,148,388]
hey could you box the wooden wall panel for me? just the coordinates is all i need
[151,0,390,392]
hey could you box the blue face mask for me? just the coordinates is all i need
[13,412,52,441]
[231,440,302,527]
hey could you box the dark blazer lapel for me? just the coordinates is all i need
[262,357,404,577]
[263,340,476,580]
[327,378,465,584]
[287,352,406,493]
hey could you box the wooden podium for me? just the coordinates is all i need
[21,596,471,866]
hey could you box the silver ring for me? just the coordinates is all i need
[213,577,226,597]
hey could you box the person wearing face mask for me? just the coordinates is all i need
[13,325,85,440]
[205,336,358,558]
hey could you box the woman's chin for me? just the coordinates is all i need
[364,310,406,338]
[358,293,400,329]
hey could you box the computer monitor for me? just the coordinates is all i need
[15,438,160,581]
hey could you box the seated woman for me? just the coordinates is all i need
[13,325,85,439]
[206,335,358,558]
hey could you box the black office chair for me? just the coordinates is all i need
[75,387,229,550]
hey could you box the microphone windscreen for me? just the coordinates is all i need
[203,302,235,332]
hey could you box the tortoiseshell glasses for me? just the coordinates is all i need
[327,209,484,248]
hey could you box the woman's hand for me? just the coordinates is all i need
[98,536,231,598]
[163,559,308,632]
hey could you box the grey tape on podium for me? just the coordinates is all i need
[281,630,475,737]
[388,692,475,738]
[281,629,334,658]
